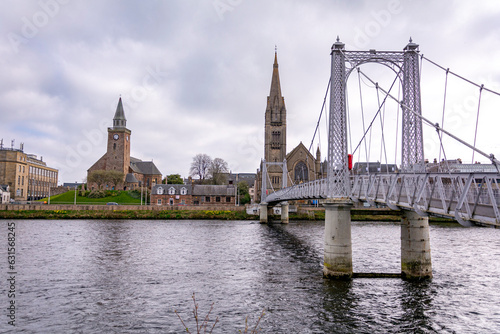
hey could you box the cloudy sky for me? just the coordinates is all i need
[2,0,500,183]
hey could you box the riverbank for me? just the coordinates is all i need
[0,204,456,222]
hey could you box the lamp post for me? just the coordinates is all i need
[74,182,77,205]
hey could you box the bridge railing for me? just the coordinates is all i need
[264,172,500,226]
[352,172,500,226]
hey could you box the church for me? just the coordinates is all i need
[87,98,162,190]
[255,52,325,202]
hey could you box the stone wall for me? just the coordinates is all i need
[0,204,246,212]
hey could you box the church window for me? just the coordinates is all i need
[294,161,308,183]
[168,187,175,195]
[271,131,281,149]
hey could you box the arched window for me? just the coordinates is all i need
[294,161,308,183]
[156,187,164,195]
[180,187,187,195]
[168,187,176,195]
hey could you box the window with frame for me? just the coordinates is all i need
[168,187,175,195]
[180,187,187,195]
[226,197,231,202]
[216,196,221,202]
[205,196,210,202]
[157,199,162,205]
[157,187,164,195]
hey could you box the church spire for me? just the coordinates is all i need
[113,97,127,128]
[269,50,283,104]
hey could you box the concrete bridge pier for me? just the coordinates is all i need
[281,202,289,224]
[260,203,268,223]
[323,201,353,279]
[401,210,432,280]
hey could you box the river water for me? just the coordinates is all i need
[1,219,499,333]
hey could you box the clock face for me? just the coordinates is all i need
[113,134,119,140]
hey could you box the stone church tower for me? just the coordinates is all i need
[255,52,325,203]
[265,51,287,164]
[106,97,131,176]
[263,51,287,190]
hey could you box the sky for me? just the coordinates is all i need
[1,0,500,184]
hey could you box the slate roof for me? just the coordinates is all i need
[125,173,139,183]
[192,185,235,196]
[113,97,126,121]
[352,162,398,174]
[130,160,162,175]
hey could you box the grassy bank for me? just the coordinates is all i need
[41,190,143,205]
[0,208,456,222]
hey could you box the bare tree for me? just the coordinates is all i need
[87,170,124,190]
[107,170,125,189]
[189,154,212,181]
[209,157,229,185]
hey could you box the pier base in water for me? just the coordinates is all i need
[401,210,433,280]
[281,202,289,224]
[259,203,268,223]
[323,201,353,280]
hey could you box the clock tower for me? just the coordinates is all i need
[106,97,131,177]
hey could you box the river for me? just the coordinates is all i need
[1,219,499,333]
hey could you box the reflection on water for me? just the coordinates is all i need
[1,219,499,333]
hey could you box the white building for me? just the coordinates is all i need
[0,185,11,203]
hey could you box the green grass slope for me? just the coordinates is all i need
[41,190,143,205]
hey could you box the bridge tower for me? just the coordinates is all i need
[324,38,431,280]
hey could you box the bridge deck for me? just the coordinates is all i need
[264,172,500,227]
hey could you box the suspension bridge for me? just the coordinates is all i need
[259,38,500,280]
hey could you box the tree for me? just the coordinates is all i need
[209,157,229,185]
[166,174,184,184]
[237,181,251,205]
[189,154,212,181]
[87,170,124,190]
[107,170,125,188]
[87,170,107,189]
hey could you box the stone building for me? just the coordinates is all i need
[192,185,236,206]
[151,184,192,206]
[255,52,324,202]
[87,98,162,190]
[0,143,58,202]
[151,184,236,206]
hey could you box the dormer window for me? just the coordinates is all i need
[168,187,175,195]
[156,187,164,195]
[180,187,187,195]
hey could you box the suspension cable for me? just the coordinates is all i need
[357,68,370,171]
[358,69,500,171]
[308,77,331,153]
[422,56,500,97]
[439,68,449,163]
[352,68,401,157]
[376,83,389,174]
[472,85,484,163]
